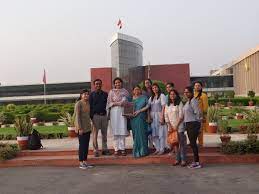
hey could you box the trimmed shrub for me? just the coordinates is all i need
[2,112,15,124]
[6,104,16,111]
[0,143,19,161]
[221,140,259,154]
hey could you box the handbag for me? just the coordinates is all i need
[167,129,179,146]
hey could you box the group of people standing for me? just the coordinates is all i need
[74,77,208,170]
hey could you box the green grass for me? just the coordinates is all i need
[0,125,68,136]
[228,119,249,128]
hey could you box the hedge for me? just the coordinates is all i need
[221,140,259,154]
[209,98,259,106]
[0,103,75,124]
[0,143,19,161]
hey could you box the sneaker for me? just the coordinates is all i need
[188,162,202,169]
[79,163,87,170]
[84,163,94,168]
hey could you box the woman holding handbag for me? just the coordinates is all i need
[164,89,187,166]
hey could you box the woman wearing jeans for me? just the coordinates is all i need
[164,89,187,167]
[74,89,93,169]
[183,86,202,169]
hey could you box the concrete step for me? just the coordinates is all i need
[17,147,221,157]
[1,152,259,168]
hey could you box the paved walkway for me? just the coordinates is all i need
[0,164,259,194]
[1,132,257,150]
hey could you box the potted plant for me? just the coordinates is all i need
[218,119,231,145]
[59,112,76,138]
[244,110,259,141]
[207,106,219,133]
[247,90,255,106]
[225,91,235,107]
[232,107,245,120]
[14,115,33,150]
[213,93,220,107]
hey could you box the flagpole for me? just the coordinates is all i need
[43,68,47,104]
[44,83,46,104]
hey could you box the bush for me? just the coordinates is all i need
[208,97,259,106]
[2,112,15,124]
[6,104,16,111]
[0,143,19,161]
[221,140,259,154]
[29,111,60,122]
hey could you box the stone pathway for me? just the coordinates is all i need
[1,132,257,150]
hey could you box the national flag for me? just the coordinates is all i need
[117,19,122,29]
[42,69,47,84]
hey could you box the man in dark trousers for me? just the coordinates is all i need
[89,79,111,157]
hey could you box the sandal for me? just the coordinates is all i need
[114,151,119,156]
[173,161,180,166]
[181,161,187,167]
[121,150,127,156]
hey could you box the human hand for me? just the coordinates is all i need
[133,110,141,117]
[78,129,83,135]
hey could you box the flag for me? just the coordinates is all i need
[42,69,46,84]
[117,19,122,29]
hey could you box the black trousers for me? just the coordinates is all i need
[186,121,201,163]
[78,132,91,161]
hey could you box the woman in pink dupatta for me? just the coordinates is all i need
[107,77,130,156]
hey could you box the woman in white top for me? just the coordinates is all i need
[148,83,167,155]
[107,77,130,156]
[164,89,187,166]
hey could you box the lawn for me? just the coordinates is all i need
[228,119,249,128]
[0,125,67,136]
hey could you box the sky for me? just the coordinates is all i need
[0,0,259,85]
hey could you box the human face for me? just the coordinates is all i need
[194,83,202,92]
[133,87,141,96]
[94,80,102,91]
[152,85,159,95]
[184,89,192,99]
[114,79,122,89]
[169,91,176,101]
[81,92,89,101]
[144,80,151,89]
[166,84,173,93]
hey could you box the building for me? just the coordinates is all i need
[210,46,259,96]
[128,64,190,93]
[0,82,90,104]
[110,33,143,88]
[232,46,259,96]
[190,75,234,97]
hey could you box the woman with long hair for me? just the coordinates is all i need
[130,85,149,157]
[107,77,130,156]
[142,79,153,148]
[74,89,93,169]
[149,83,167,155]
[164,89,187,166]
[142,79,153,98]
[183,86,202,169]
[194,81,208,146]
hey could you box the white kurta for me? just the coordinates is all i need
[149,94,168,152]
[110,106,128,136]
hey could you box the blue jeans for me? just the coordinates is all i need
[176,132,187,162]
